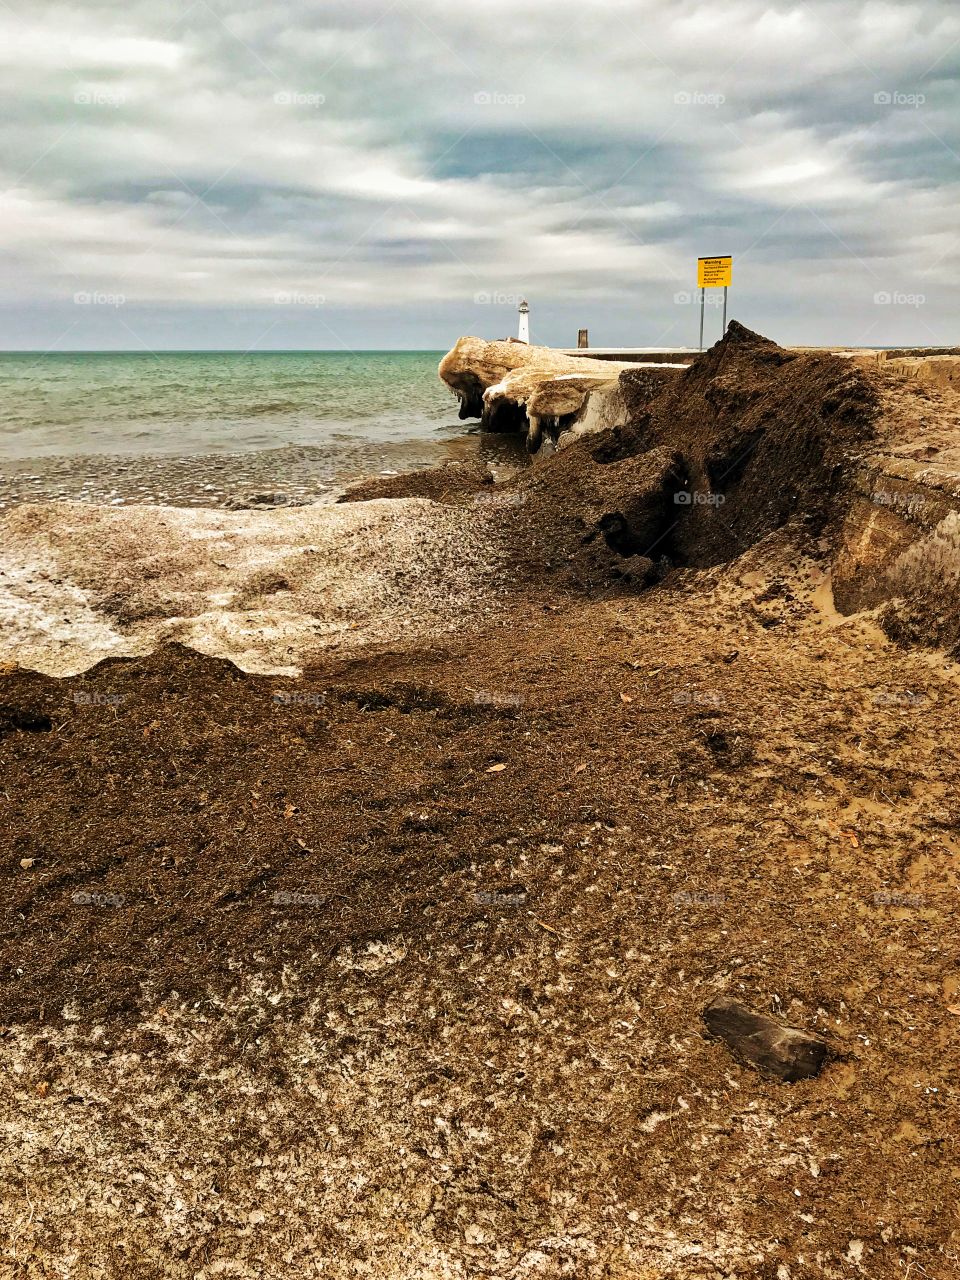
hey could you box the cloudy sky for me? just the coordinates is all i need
[1,0,958,350]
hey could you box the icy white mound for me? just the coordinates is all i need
[438,336,680,453]
[0,499,504,676]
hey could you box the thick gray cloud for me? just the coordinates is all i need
[0,0,957,349]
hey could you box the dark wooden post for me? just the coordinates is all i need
[577,329,589,349]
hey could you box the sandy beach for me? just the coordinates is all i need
[2,327,959,1278]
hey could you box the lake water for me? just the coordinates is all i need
[0,350,463,460]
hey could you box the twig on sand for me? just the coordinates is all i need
[530,914,560,937]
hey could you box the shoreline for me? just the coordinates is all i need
[0,433,472,511]
[0,429,531,513]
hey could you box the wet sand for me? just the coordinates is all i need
[0,432,528,511]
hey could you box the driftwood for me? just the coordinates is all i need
[702,996,829,1082]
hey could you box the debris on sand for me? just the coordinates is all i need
[0,496,507,676]
[2,325,960,1278]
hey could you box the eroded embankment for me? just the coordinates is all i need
[406,323,960,653]
[500,322,880,589]
[830,353,960,653]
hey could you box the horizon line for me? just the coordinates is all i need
[0,342,954,356]
[0,347,450,356]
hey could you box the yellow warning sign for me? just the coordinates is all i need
[697,255,732,288]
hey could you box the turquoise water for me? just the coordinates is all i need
[0,351,461,459]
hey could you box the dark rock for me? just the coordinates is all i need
[702,996,828,1082]
[0,705,53,737]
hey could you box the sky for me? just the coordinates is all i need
[0,0,958,351]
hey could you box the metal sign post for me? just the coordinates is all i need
[696,255,733,348]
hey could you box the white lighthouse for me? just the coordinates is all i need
[517,298,530,344]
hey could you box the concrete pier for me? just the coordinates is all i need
[559,347,699,364]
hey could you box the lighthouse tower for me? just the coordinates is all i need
[517,298,530,344]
